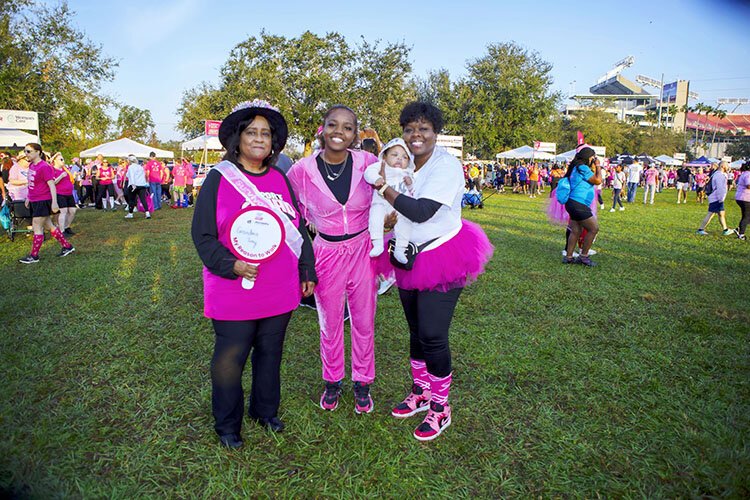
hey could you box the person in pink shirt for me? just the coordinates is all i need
[171,158,190,207]
[732,161,750,240]
[144,152,165,210]
[95,159,116,210]
[8,154,29,201]
[79,161,95,207]
[50,152,78,236]
[694,168,708,204]
[191,100,316,448]
[114,159,128,207]
[287,105,380,415]
[642,163,659,204]
[18,143,74,264]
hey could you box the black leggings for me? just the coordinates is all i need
[80,185,94,204]
[210,312,291,436]
[737,200,750,235]
[127,186,150,213]
[398,287,462,377]
[96,184,115,206]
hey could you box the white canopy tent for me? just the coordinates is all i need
[654,154,683,166]
[496,145,555,160]
[730,158,745,169]
[181,134,223,151]
[555,146,607,163]
[0,129,39,148]
[80,138,174,159]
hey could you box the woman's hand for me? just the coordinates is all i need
[301,281,315,297]
[233,260,258,281]
[383,210,397,232]
[51,202,60,214]
[24,200,30,209]
[307,221,317,235]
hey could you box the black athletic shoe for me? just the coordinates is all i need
[218,433,243,449]
[58,247,75,257]
[63,228,75,236]
[19,254,40,264]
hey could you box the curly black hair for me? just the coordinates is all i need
[222,115,283,167]
[399,102,444,133]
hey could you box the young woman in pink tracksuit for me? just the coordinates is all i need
[287,105,380,415]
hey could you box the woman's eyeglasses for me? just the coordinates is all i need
[23,149,33,154]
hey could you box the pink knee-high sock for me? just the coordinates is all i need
[30,234,44,257]
[50,228,72,249]
[429,371,452,406]
[410,358,430,391]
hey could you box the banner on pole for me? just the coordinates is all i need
[0,109,39,131]
[533,141,557,153]
[205,120,222,137]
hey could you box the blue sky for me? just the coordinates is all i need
[61,0,750,140]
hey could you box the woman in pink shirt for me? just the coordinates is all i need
[287,105,380,415]
[50,152,78,236]
[732,161,750,240]
[171,159,189,208]
[18,143,74,264]
[694,168,708,204]
[95,159,116,210]
[642,164,658,204]
[191,100,316,448]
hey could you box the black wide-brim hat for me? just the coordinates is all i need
[218,100,288,152]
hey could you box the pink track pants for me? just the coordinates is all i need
[313,230,377,384]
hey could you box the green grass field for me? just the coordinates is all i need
[1,189,748,498]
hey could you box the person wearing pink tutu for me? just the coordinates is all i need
[368,102,493,441]
[561,147,602,266]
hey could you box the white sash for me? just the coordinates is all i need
[215,161,302,259]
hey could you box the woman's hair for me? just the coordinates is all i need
[50,152,63,163]
[361,138,379,156]
[399,102,444,133]
[318,105,359,150]
[221,114,283,167]
[25,143,47,161]
[2,157,12,171]
[565,147,596,178]
[741,161,750,172]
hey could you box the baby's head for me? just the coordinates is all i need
[379,138,414,171]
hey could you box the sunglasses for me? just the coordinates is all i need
[23,149,33,154]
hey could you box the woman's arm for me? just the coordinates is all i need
[190,170,239,279]
[48,180,59,212]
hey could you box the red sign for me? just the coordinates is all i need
[205,120,222,137]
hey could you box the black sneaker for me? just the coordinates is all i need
[58,247,75,257]
[63,228,75,236]
[574,255,597,267]
[353,381,374,414]
[218,433,243,449]
[562,256,575,264]
[19,254,40,264]
[320,381,343,411]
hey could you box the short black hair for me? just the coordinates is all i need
[149,152,156,158]
[399,102,444,133]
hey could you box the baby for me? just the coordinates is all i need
[364,138,415,264]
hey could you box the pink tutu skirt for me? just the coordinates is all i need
[392,219,493,292]
[546,189,598,226]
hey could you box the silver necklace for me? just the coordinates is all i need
[322,153,347,181]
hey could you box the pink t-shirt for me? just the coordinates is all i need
[53,167,74,196]
[8,164,29,200]
[694,173,708,187]
[645,168,658,185]
[203,167,303,321]
[27,160,54,202]
[736,171,750,202]
[185,163,194,185]
[172,164,189,187]
[145,160,164,183]
[81,165,93,186]
[98,166,114,185]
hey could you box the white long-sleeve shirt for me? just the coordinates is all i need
[126,163,148,187]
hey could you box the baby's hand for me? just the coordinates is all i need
[403,176,412,186]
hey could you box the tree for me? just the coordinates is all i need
[0,0,117,154]
[116,105,155,142]
[177,31,414,153]
[447,42,561,158]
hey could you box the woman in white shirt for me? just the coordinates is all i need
[610,165,626,212]
[369,102,493,441]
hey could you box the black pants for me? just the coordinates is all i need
[398,287,462,377]
[210,312,291,436]
[737,200,750,235]
[127,187,150,213]
[80,185,95,205]
[96,184,115,207]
